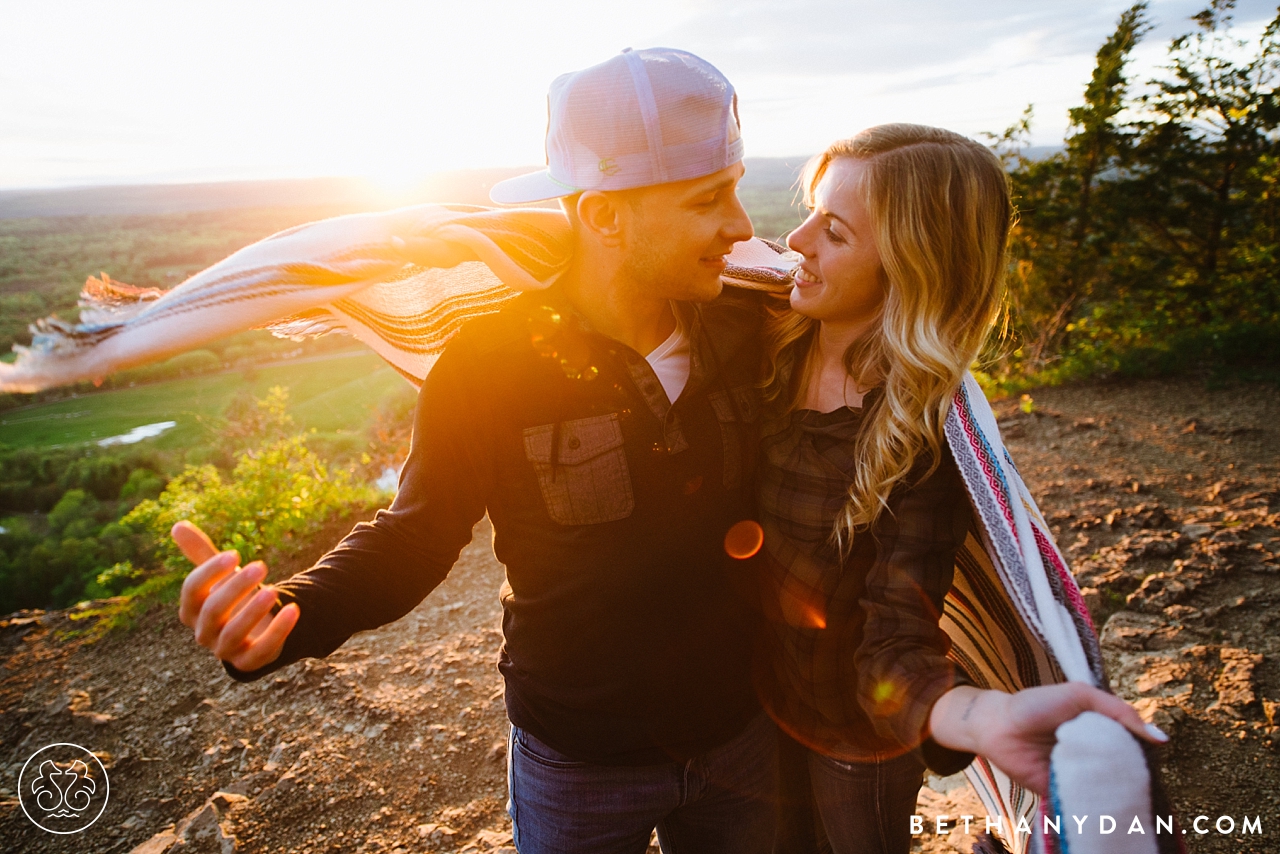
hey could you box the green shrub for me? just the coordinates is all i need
[123,433,375,575]
[81,560,143,600]
[118,468,166,505]
[47,489,98,535]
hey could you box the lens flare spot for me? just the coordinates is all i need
[800,604,827,630]
[871,678,905,715]
[724,520,764,559]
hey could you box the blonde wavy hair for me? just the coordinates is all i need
[762,123,1011,554]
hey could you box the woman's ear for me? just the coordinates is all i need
[575,191,627,248]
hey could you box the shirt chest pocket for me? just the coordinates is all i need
[523,413,635,526]
[708,384,761,490]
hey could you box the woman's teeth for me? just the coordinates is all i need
[794,268,820,284]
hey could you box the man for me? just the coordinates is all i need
[173,47,775,853]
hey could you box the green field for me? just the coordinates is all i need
[0,350,409,450]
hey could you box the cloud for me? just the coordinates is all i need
[661,0,1279,76]
[2,0,1277,187]
[659,0,1280,154]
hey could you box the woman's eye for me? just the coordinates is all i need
[824,227,846,244]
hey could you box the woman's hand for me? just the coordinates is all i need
[173,520,299,673]
[928,682,1168,797]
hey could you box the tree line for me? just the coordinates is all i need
[988,0,1280,387]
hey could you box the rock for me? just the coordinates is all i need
[473,828,515,849]
[263,741,289,772]
[1124,530,1182,557]
[1133,697,1186,733]
[1100,611,1186,651]
[1162,604,1199,620]
[914,780,985,853]
[219,773,266,797]
[1212,648,1263,712]
[1134,658,1190,694]
[1182,522,1213,540]
[439,806,471,824]
[210,791,247,811]
[417,822,457,843]
[1126,572,1193,613]
[44,693,71,716]
[129,828,178,854]
[1128,503,1171,528]
[128,791,248,853]
[148,799,239,854]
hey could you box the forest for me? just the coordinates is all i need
[987,0,1280,389]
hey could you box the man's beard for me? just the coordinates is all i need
[620,233,719,304]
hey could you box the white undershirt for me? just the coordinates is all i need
[644,319,691,404]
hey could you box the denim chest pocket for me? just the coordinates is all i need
[708,384,761,490]
[522,413,635,526]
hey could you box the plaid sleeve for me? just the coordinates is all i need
[854,443,975,769]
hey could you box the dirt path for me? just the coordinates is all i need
[1,376,1277,853]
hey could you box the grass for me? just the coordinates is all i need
[741,186,805,243]
[0,350,409,450]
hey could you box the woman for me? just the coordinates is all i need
[755,124,1164,853]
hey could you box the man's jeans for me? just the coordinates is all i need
[506,712,778,854]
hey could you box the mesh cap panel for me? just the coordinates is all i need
[490,47,743,204]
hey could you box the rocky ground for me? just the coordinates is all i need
[1,376,1277,853]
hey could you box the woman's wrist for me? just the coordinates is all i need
[928,685,1008,753]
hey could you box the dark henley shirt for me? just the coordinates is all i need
[226,285,767,765]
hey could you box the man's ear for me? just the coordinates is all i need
[574,191,629,249]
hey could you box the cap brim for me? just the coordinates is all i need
[489,170,582,205]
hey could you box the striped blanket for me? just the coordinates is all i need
[1,205,1177,854]
[0,204,791,393]
[943,377,1178,854]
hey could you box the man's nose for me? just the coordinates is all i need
[725,194,755,243]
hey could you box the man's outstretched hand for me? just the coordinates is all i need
[172,520,299,673]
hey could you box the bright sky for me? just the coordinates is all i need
[2,0,1275,190]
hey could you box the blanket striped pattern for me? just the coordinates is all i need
[0,204,792,393]
[2,205,1176,854]
[943,377,1181,854]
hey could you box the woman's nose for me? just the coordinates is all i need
[786,217,815,255]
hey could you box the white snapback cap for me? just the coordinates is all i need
[490,47,744,205]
